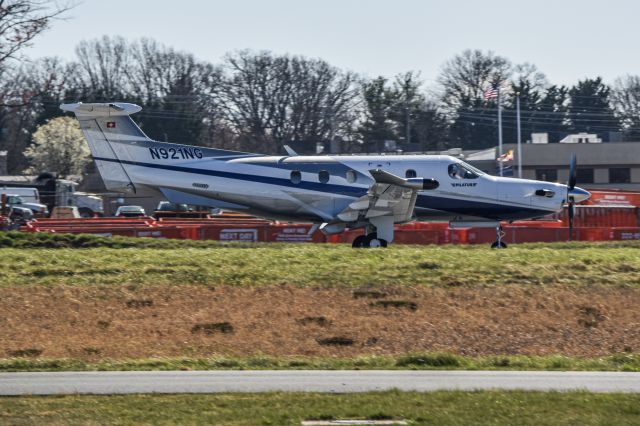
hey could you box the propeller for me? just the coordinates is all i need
[567,154,577,241]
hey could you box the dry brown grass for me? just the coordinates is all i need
[1,284,639,361]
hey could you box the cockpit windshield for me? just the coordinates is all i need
[448,161,484,180]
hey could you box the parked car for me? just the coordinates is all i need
[115,205,146,217]
[3,194,48,215]
[156,201,191,212]
[9,205,34,223]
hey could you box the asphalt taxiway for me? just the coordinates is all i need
[1,370,639,395]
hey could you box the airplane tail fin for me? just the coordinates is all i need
[61,102,148,193]
[62,102,263,195]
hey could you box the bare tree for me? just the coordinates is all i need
[611,75,640,140]
[437,49,512,149]
[0,0,74,109]
[438,49,512,114]
[71,36,131,101]
[0,0,73,64]
[220,50,359,154]
[0,56,72,172]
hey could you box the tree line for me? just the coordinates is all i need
[1,4,640,174]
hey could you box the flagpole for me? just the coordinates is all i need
[516,92,522,178]
[498,87,503,177]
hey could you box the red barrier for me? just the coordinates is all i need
[608,227,640,241]
[266,223,326,243]
[14,206,640,245]
[585,190,640,208]
[554,206,639,228]
[198,224,270,242]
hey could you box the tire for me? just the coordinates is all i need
[491,241,508,249]
[364,233,388,248]
[78,207,93,218]
[351,235,367,248]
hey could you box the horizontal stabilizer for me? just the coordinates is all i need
[60,102,142,117]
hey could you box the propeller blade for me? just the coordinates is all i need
[568,153,577,190]
[568,201,575,241]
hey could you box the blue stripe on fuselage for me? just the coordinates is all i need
[93,157,368,197]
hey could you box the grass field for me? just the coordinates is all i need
[1,232,639,288]
[1,391,639,425]
[1,232,639,370]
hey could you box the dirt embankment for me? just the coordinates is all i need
[1,285,639,360]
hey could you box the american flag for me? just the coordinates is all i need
[483,86,499,100]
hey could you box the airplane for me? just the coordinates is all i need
[61,102,591,248]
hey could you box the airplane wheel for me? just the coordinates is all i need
[352,235,367,248]
[491,241,507,249]
[365,233,388,248]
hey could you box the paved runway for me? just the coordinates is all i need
[1,371,639,395]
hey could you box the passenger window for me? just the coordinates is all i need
[318,170,330,183]
[405,169,417,178]
[290,170,301,184]
[346,170,357,183]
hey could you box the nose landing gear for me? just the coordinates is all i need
[491,224,507,249]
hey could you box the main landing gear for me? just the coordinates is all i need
[491,224,507,249]
[352,232,388,248]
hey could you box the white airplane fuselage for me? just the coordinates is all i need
[61,102,591,245]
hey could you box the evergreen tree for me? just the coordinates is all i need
[358,77,397,152]
[568,77,620,139]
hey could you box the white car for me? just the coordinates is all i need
[114,205,146,218]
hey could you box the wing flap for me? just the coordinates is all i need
[335,169,435,224]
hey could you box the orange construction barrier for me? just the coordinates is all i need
[585,190,640,208]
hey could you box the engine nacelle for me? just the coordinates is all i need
[405,178,439,190]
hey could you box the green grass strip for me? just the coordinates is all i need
[1,391,639,425]
[1,352,639,372]
[1,235,640,287]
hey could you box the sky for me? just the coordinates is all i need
[24,0,640,87]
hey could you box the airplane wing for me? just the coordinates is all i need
[336,169,438,223]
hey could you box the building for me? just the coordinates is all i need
[461,141,640,191]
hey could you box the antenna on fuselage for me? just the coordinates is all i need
[283,145,298,156]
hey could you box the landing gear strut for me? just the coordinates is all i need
[352,232,388,248]
[491,224,507,249]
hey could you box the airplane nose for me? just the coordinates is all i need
[569,187,590,203]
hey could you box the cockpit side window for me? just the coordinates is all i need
[448,163,479,180]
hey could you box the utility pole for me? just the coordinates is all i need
[498,87,503,177]
[516,92,522,178]
[405,102,411,146]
